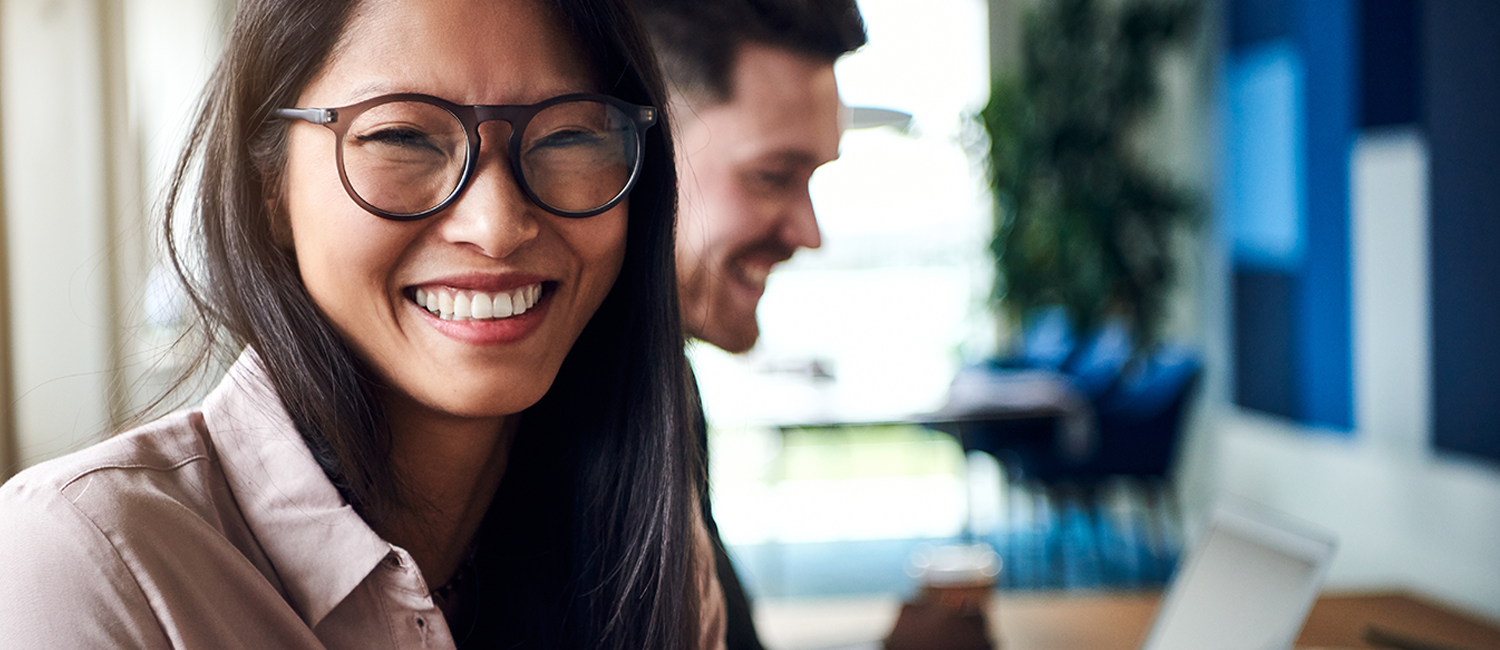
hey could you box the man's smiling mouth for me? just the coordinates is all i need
[412,283,543,321]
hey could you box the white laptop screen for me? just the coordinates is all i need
[1140,502,1338,650]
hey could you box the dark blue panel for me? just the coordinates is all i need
[1360,0,1421,127]
[1234,270,1298,419]
[1426,0,1500,464]
[1294,0,1355,430]
[1231,0,1296,50]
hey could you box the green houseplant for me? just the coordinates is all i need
[981,0,1200,350]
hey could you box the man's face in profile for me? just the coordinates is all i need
[674,42,843,354]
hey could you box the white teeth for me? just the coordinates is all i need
[413,283,542,321]
[493,291,514,318]
[472,293,493,319]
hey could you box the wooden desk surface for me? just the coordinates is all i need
[756,591,1500,650]
[1300,593,1500,650]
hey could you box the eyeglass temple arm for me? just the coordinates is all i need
[272,107,338,125]
[633,106,657,128]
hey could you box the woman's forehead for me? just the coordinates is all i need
[305,0,594,107]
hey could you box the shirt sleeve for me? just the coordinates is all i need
[0,479,171,649]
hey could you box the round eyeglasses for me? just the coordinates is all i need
[274,93,658,220]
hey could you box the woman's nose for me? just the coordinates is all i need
[437,124,540,258]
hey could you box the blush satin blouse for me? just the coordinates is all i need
[0,350,726,649]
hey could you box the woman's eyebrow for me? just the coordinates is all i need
[327,82,603,108]
[342,80,398,104]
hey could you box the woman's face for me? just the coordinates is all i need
[282,0,628,422]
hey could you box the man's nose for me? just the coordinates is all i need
[780,187,822,251]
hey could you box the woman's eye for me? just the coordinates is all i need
[532,128,605,151]
[357,127,441,152]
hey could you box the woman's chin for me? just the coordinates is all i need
[379,380,551,427]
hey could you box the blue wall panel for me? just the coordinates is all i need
[1360,0,1420,127]
[1426,0,1500,463]
[1293,0,1355,430]
[1234,270,1298,418]
[1227,41,1304,271]
[1226,0,1355,430]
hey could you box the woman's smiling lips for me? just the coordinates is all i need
[406,276,554,345]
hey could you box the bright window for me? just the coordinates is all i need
[695,0,994,548]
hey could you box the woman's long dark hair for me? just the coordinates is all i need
[162,0,700,647]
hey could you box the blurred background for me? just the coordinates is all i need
[3,0,1498,634]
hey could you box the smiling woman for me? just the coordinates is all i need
[0,0,723,648]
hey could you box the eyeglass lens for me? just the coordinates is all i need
[339,98,639,217]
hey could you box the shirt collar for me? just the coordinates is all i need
[204,348,394,629]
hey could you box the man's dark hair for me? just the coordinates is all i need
[632,0,867,102]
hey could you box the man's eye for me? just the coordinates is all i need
[753,171,795,190]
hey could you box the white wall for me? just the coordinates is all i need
[2,0,116,467]
[0,0,221,474]
[1352,129,1430,459]
[114,0,225,417]
[1215,409,1500,621]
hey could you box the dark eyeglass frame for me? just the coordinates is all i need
[273,92,658,220]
